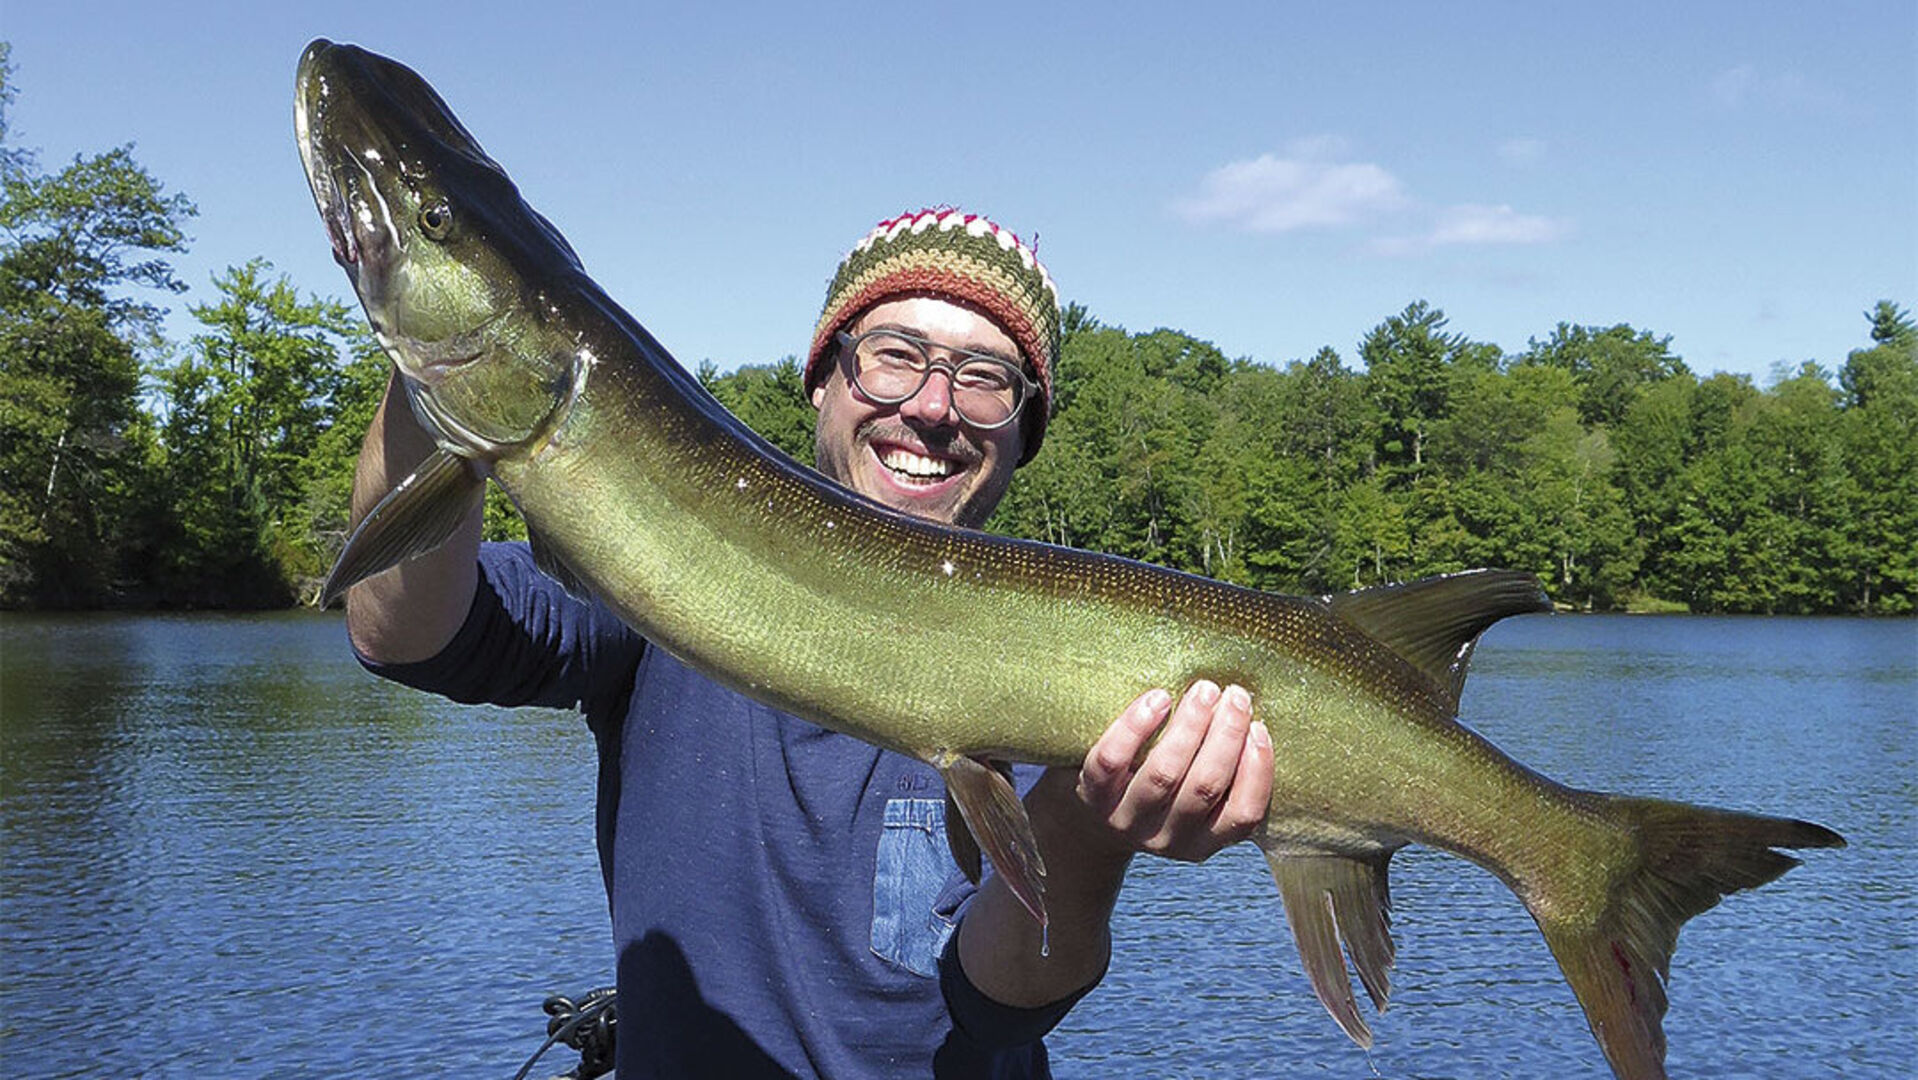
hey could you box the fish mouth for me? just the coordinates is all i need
[304,152,361,270]
[297,41,415,335]
[295,46,360,269]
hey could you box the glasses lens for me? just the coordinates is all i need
[850,331,1026,428]
[951,360,1018,425]
[852,333,928,400]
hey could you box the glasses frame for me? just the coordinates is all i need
[834,329,1037,431]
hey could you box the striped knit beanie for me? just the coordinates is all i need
[807,208,1060,465]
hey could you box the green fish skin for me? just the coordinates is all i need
[297,40,1844,1080]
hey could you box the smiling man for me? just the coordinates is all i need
[348,207,1271,1078]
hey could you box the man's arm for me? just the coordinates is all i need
[344,371,486,664]
[956,680,1272,1007]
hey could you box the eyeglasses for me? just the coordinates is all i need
[835,329,1036,430]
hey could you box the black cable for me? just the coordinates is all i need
[512,987,617,1080]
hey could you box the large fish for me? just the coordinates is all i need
[297,40,1842,1080]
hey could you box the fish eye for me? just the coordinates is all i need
[419,200,454,240]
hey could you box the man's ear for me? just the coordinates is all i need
[810,382,826,410]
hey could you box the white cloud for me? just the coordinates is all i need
[1711,64,1761,108]
[1711,64,1842,112]
[1428,203,1569,246]
[1370,204,1572,257]
[1178,140,1570,256]
[1496,137,1548,167]
[1172,141,1408,233]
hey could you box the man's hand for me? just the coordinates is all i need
[1072,680,1273,862]
[955,681,1272,1009]
[344,370,483,664]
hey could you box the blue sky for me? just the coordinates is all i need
[8,2,1914,381]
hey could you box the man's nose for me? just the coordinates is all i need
[898,367,958,425]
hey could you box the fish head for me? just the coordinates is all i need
[295,39,584,459]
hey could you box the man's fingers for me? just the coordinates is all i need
[1109,680,1217,835]
[1214,709,1273,841]
[1172,684,1253,821]
[1078,688,1171,810]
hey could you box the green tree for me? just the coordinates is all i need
[1519,322,1687,427]
[1864,300,1914,349]
[1360,301,1485,474]
[0,53,196,605]
[1834,303,1918,612]
[152,260,360,605]
[1235,347,1376,592]
[1612,373,1699,606]
[697,356,816,466]
[299,327,390,586]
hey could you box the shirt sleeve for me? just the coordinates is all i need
[357,541,644,718]
[935,763,1102,1050]
[936,927,1098,1051]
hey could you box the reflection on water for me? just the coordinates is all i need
[1,612,605,1077]
[1053,614,1915,1079]
[2,612,1912,1077]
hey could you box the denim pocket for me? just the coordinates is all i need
[870,797,959,977]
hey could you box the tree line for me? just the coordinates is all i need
[4,48,1912,613]
[704,301,1915,616]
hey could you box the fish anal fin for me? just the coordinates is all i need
[1260,846,1399,1048]
[1328,569,1551,711]
[320,448,482,608]
[937,754,1047,931]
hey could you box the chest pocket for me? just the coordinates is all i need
[870,797,961,977]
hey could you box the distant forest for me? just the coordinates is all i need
[4,47,1913,614]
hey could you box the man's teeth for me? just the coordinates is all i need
[880,448,958,481]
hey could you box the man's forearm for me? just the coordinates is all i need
[954,769,1131,1008]
[954,681,1270,1010]
[344,372,485,664]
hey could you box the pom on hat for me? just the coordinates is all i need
[806,209,1060,465]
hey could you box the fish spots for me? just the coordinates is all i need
[1612,940,1637,1005]
[941,559,956,577]
[736,477,749,491]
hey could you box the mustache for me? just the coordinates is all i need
[856,419,984,466]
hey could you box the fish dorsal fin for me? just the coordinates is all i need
[528,525,595,601]
[320,448,482,608]
[1327,569,1550,712]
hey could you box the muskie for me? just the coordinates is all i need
[297,40,1842,1080]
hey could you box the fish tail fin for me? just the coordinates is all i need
[1533,796,1844,1080]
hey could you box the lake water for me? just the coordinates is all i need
[1,612,1911,1078]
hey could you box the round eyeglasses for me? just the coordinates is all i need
[835,329,1036,430]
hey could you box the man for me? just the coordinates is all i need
[348,208,1272,1077]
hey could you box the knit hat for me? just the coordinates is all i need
[806,208,1060,465]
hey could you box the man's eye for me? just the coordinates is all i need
[956,366,1013,391]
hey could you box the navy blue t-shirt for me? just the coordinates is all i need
[366,543,1080,1078]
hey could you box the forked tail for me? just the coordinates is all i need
[1534,796,1844,1080]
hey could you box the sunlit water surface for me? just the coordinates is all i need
[2,612,1911,1078]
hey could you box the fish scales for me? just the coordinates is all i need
[298,39,1843,1080]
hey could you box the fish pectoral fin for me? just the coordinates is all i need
[944,787,983,885]
[938,755,1047,931]
[528,526,594,601]
[1327,569,1552,712]
[1260,845,1398,1049]
[320,448,483,608]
